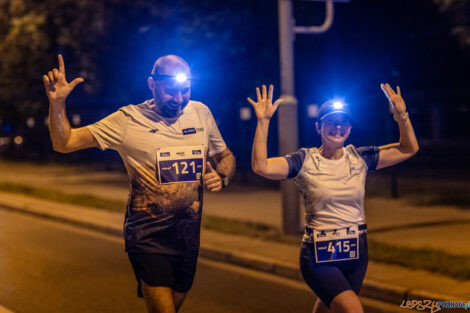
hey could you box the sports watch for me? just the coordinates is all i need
[219,173,229,189]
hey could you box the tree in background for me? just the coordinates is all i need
[0,0,264,130]
[434,0,470,48]
[0,0,107,124]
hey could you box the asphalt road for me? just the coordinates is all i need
[0,208,402,313]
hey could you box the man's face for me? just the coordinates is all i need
[148,65,191,118]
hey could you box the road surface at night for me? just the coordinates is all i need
[0,208,405,313]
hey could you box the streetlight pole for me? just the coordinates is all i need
[277,0,347,234]
[277,0,300,235]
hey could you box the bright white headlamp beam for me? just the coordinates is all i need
[175,73,188,83]
[332,101,344,109]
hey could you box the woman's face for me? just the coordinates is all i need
[316,114,352,148]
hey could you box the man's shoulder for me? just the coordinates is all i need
[182,101,214,121]
[117,101,146,115]
[186,100,209,112]
[114,101,159,123]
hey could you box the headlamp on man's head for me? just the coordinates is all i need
[152,73,191,83]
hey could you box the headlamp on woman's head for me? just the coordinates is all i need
[318,100,352,122]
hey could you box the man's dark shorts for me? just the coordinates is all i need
[128,251,199,297]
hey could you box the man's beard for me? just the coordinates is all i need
[154,95,188,118]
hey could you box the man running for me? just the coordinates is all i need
[43,54,236,313]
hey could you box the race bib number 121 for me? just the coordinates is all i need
[156,145,204,184]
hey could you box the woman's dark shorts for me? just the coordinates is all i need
[299,232,368,308]
[128,250,199,297]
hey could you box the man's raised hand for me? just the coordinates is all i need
[247,84,282,121]
[43,54,84,104]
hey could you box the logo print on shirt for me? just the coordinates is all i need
[182,128,197,135]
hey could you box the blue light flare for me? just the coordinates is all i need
[175,73,188,83]
[333,101,344,109]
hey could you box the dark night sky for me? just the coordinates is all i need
[82,0,468,145]
[10,0,469,166]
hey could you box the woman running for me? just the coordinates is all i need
[248,84,419,313]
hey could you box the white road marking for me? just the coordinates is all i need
[0,305,15,313]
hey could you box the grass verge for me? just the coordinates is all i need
[0,182,125,212]
[1,181,469,280]
[202,215,301,245]
[368,239,470,280]
[203,215,470,280]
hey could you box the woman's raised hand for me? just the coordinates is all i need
[380,83,407,116]
[247,84,282,121]
[43,54,84,105]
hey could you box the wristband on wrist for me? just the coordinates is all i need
[393,111,409,123]
[219,173,229,189]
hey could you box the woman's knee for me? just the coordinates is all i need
[329,290,363,313]
[313,298,329,313]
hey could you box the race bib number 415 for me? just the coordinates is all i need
[314,226,359,263]
[156,145,204,184]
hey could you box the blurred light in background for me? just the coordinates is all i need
[44,116,49,127]
[240,107,251,121]
[14,136,23,145]
[26,117,35,128]
[307,104,319,118]
[72,114,81,126]
[0,137,10,146]
[2,123,11,134]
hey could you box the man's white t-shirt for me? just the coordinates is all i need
[87,99,227,254]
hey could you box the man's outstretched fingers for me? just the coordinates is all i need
[69,78,84,90]
[52,68,60,80]
[58,54,65,73]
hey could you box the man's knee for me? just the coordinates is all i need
[141,281,176,313]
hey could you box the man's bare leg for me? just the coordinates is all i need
[172,290,187,312]
[141,281,176,313]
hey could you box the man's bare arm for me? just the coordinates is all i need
[211,148,236,178]
[203,148,236,192]
[44,54,98,153]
